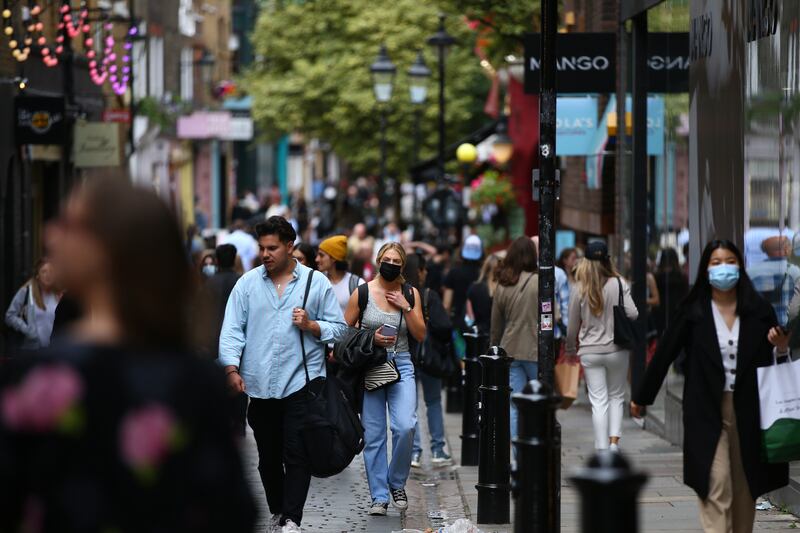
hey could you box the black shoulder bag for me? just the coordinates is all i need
[299,270,365,478]
[415,288,459,378]
[613,277,642,349]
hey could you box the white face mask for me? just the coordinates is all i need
[202,264,217,277]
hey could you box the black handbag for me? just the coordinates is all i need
[298,271,365,478]
[415,289,459,378]
[613,277,642,349]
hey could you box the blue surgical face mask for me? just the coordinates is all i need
[202,264,217,277]
[708,264,739,291]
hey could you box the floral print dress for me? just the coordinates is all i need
[0,343,256,533]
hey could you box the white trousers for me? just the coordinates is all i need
[580,350,629,450]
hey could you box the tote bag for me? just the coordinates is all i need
[757,352,800,463]
[554,344,580,409]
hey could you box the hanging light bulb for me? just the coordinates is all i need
[18,79,26,89]
[2,8,10,18]
[9,39,17,48]
[30,5,41,15]
[24,37,32,45]
[4,26,12,35]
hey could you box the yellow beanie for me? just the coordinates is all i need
[319,235,348,263]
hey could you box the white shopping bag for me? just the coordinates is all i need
[757,352,800,463]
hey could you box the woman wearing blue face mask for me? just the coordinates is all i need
[632,240,790,533]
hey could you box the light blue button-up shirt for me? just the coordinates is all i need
[218,260,347,399]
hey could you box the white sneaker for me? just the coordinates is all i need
[268,514,282,533]
[369,501,388,516]
[281,519,302,533]
[609,443,620,453]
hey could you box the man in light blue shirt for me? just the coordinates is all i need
[219,216,346,533]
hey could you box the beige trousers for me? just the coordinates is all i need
[698,392,756,533]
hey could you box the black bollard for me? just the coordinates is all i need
[511,379,561,533]
[476,345,513,524]
[570,452,648,533]
[461,327,488,466]
[445,370,463,413]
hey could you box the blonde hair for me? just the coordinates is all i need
[28,258,52,310]
[376,242,407,284]
[574,257,621,316]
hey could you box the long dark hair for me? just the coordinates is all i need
[497,237,538,286]
[685,239,758,315]
[403,253,426,291]
[657,247,681,274]
[82,179,192,350]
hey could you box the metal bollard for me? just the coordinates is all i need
[461,327,488,466]
[476,345,513,524]
[570,451,648,533]
[511,379,561,533]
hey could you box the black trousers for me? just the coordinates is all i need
[247,386,312,526]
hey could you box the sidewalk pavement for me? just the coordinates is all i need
[244,393,800,532]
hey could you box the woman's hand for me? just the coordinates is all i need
[768,326,791,353]
[386,290,410,311]
[373,331,397,348]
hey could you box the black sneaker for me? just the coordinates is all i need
[390,488,408,510]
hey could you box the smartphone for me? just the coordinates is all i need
[380,324,398,337]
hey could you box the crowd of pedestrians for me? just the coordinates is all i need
[2,179,800,533]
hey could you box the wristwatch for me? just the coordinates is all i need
[404,305,412,313]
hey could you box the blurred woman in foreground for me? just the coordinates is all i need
[0,178,255,532]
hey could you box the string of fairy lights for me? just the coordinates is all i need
[1,0,134,95]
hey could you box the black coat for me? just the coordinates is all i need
[634,292,789,500]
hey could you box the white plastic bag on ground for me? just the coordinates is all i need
[439,518,484,533]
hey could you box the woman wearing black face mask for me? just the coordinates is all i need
[344,242,426,516]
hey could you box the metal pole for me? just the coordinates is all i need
[537,0,561,530]
[631,13,648,396]
[379,109,387,206]
[412,108,420,237]
[476,345,512,524]
[512,379,561,533]
[437,38,445,182]
[61,17,75,197]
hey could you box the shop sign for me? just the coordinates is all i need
[15,96,65,145]
[524,33,616,94]
[177,111,253,141]
[556,96,598,156]
[524,32,689,94]
[73,122,121,167]
[103,109,131,123]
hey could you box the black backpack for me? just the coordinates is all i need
[414,289,459,378]
[299,271,365,478]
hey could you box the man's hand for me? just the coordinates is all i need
[630,401,644,418]
[292,308,312,331]
[292,308,321,337]
[225,366,245,394]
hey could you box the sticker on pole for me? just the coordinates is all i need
[541,300,552,313]
[541,314,553,331]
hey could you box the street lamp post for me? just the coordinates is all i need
[407,50,431,164]
[427,14,455,183]
[370,44,396,206]
[408,50,430,236]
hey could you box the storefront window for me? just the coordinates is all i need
[744,2,800,329]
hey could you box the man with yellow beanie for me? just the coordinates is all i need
[316,235,365,313]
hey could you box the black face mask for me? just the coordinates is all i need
[380,262,402,281]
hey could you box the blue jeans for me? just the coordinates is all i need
[509,360,539,443]
[362,353,417,503]
[412,369,446,456]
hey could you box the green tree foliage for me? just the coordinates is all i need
[244,0,490,178]
[437,0,539,63]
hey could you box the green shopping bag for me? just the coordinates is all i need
[757,352,800,463]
